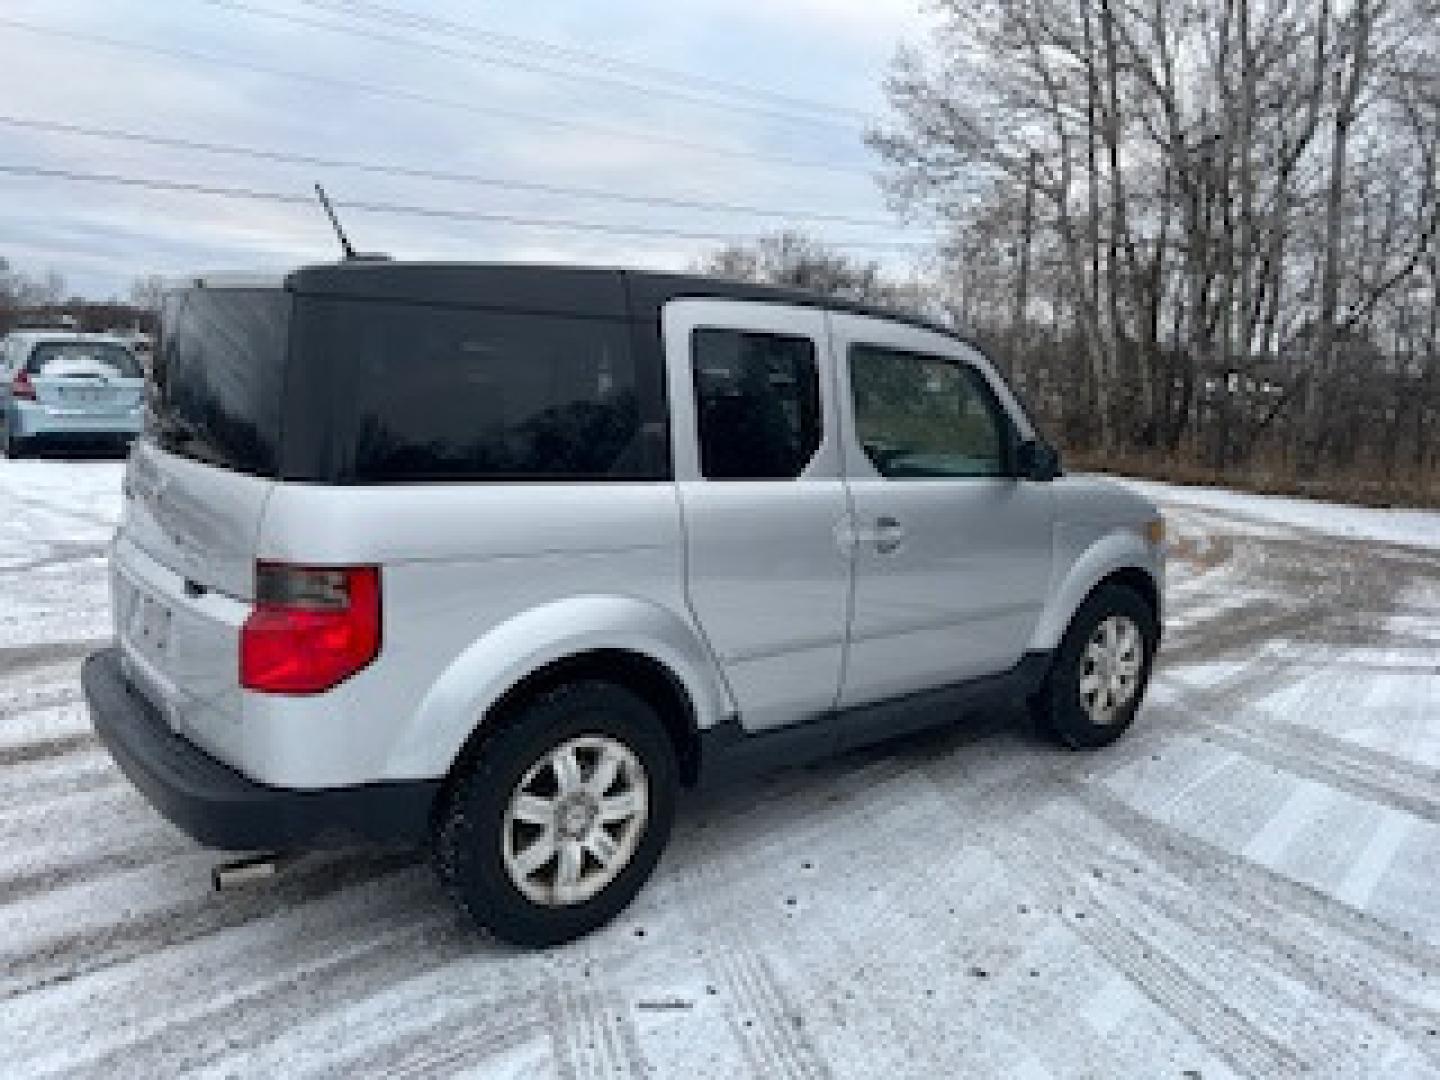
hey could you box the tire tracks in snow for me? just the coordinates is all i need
[2,490,119,534]
[1157,611,1440,824]
[0,731,94,768]
[45,921,451,1079]
[922,760,1310,1079]
[0,639,106,679]
[0,754,120,804]
[674,739,1015,1077]
[0,545,107,577]
[547,974,651,1080]
[0,832,185,908]
[1200,717,1440,825]
[707,929,830,1080]
[0,685,84,722]
[1150,534,1440,826]
[667,755,933,1080]
[352,997,540,1080]
[0,851,420,1001]
[1065,781,1440,1060]
[1158,599,1326,669]
[33,904,475,1078]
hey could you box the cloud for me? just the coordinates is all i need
[0,0,937,297]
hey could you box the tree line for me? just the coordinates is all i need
[1,258,162,337]
[706,0,1439,507]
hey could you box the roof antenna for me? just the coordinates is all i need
[314,183,356,260]
[314,184,391,262]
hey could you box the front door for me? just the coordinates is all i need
[664,299,851,731]
[831,312,1055,709]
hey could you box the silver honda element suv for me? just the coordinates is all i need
[84,263,1164,947]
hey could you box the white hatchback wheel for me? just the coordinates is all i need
[1078,614,1144,725]
[501,734,650,908]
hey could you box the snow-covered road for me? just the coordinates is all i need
[1,459,1438,1078]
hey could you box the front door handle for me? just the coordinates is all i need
[874,516,906,554]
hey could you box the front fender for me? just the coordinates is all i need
[1027,525,1162,652]
[385,595,733,779]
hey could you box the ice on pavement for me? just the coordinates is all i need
[1116,475,1440,550]
[1,458,1438,1078]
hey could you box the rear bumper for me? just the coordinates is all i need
[11,400,143,439]
[83,648,440,850]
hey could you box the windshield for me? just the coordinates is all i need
[27,342,143,379]
[152,289,291,477]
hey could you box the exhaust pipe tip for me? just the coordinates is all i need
[211,854,284,891]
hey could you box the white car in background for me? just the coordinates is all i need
[0,331,146,457]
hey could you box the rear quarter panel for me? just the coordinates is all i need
[247,482,728,787]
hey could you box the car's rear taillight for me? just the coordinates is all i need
[10,369,36,400]
[240,564,381,694]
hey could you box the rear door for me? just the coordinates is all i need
[113,288,289,767]
[665,299,851,731]
[832,312,1055,708]
[25,340,145,418]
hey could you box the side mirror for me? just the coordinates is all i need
[1015,438,1061,482]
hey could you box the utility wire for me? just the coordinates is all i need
[202,0,864,133]
[297,0,870,123]
[0,114,896,229]
[0,163,936,252]
[0,16,873,176]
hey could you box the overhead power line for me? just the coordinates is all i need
[0,16,873,176]
[0,115,896,229]
[201,0,864,133]
[296,0,870,123]
[0,163,936,252]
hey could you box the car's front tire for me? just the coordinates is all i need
[1033,581,1158,749]
[433,680,677,948]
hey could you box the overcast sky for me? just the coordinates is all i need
[0,0,940,299]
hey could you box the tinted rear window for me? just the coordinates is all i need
[152,289,291,477]
[298,299,658,482]
[27,342,143,379]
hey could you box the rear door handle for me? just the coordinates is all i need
[874,516,906,554]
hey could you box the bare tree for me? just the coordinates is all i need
[694,231,930,313]
[128,275,169,316]
[867,0,1440,505]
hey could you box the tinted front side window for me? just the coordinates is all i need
[692,328,821,480]
[308,300,653,482]
[850,345,1008,478]
[152,289,291,476]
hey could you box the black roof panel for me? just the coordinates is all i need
[285,262,630,318]
[281,261,970,343]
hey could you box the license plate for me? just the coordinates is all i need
[128,589,173,655]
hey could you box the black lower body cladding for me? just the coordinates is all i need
[82,648,439,850]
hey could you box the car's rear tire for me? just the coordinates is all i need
[1,427,26,459]
[433,679,678,948]
[1033,581,1158,749]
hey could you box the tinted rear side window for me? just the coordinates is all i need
[692,328,821,480]
[301,300,656,482]
[27,342,143,379]
[152,290,291,476]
